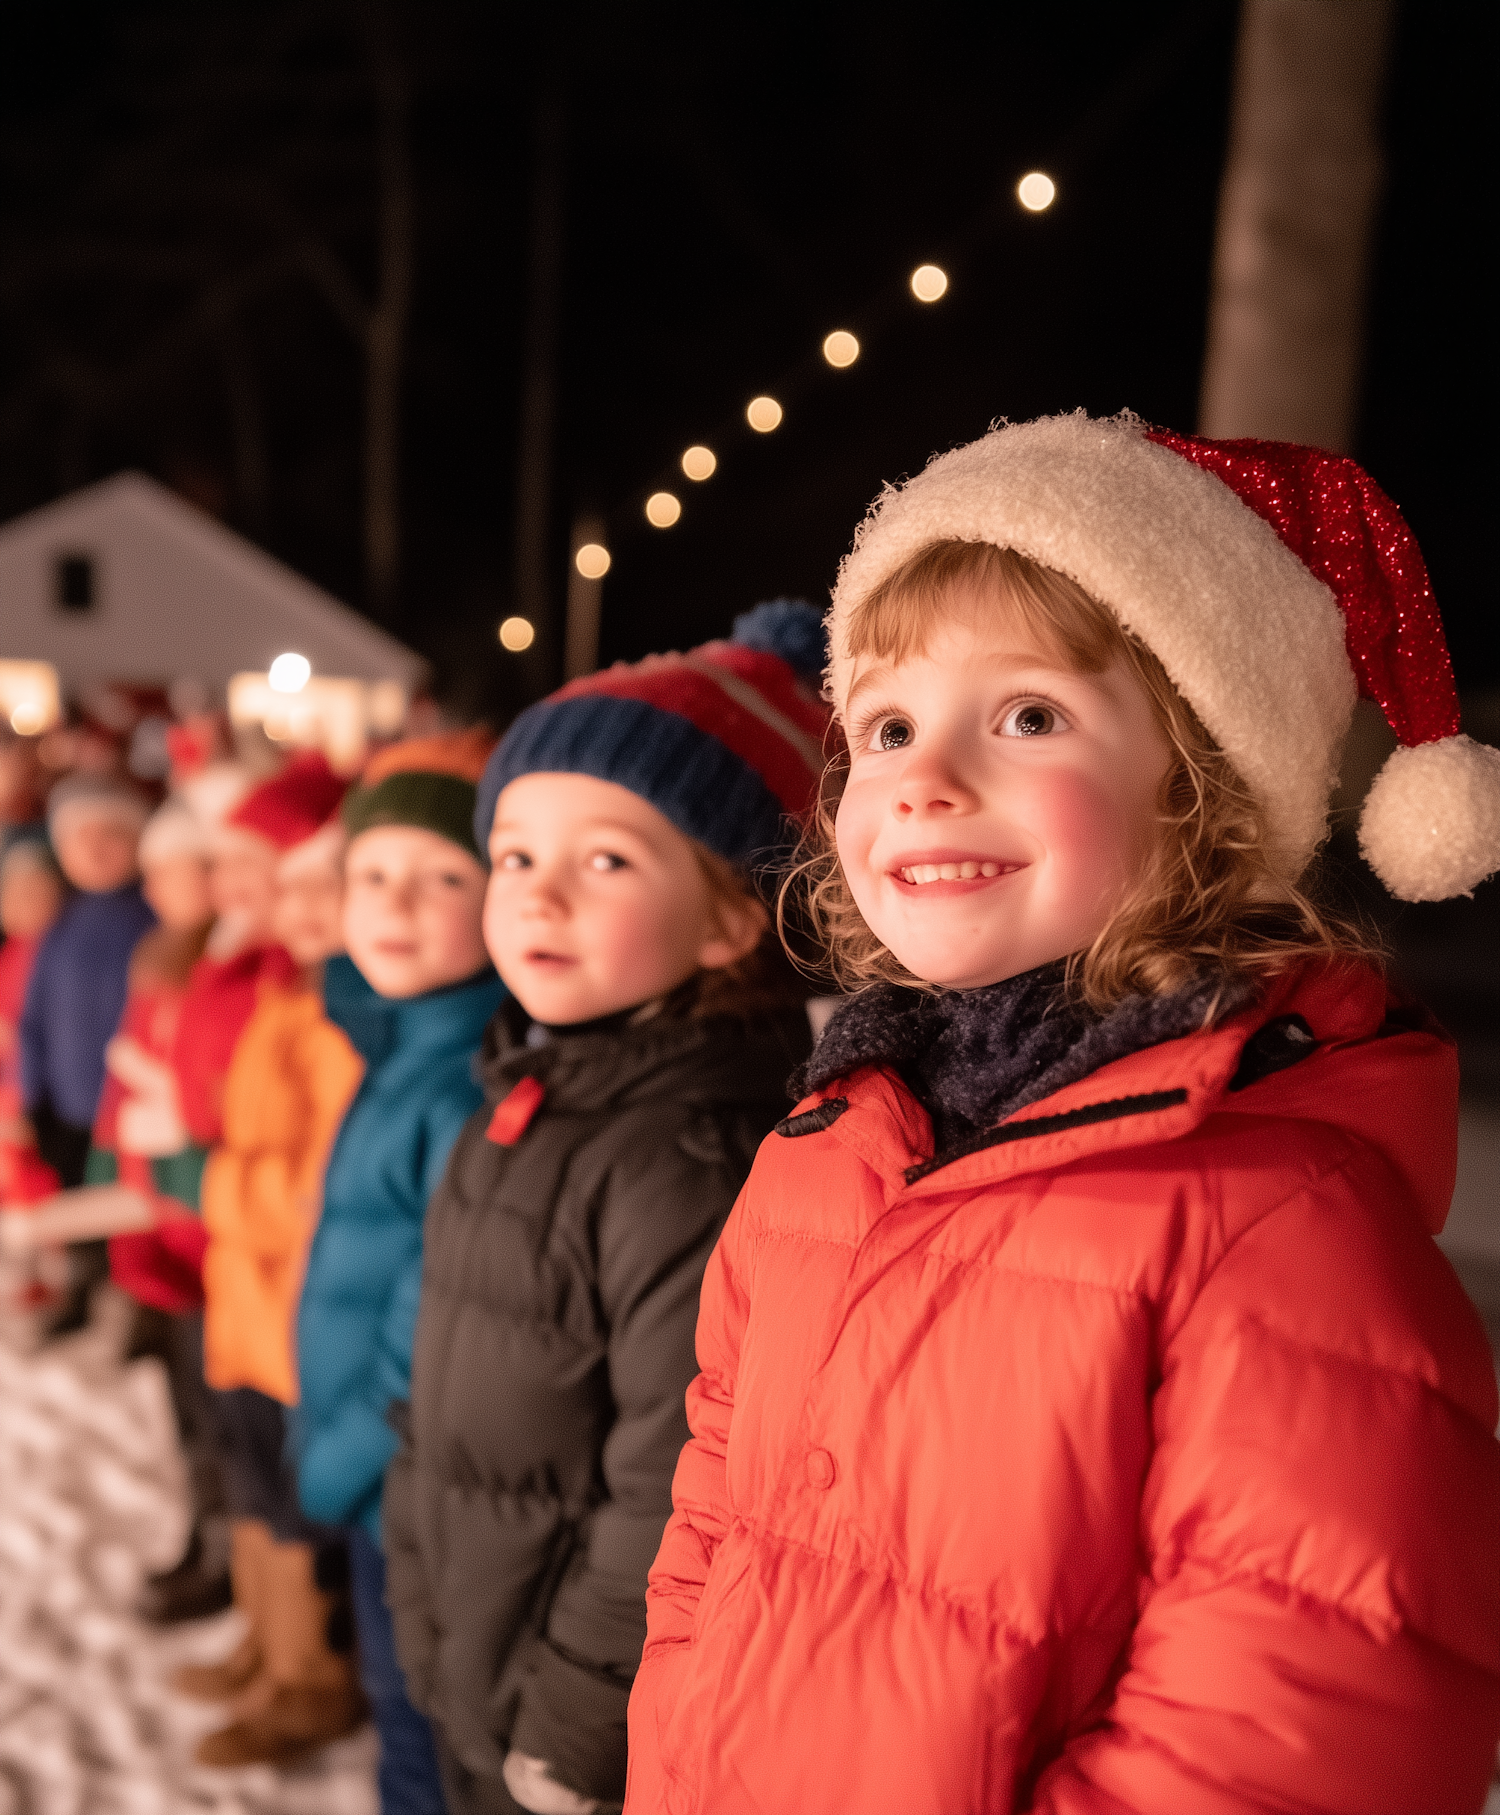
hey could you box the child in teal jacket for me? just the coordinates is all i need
[295,731,503,1815]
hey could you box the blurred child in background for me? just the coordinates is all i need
[296,732,503,1815]
[19,775,155,1332]
[384,606,827,1815]
[87,782,241,1622]
[184,754,366,1768]
[0,837,65,1149]
[0,840,68,1294]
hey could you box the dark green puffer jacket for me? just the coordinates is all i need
[384,994,811,1812]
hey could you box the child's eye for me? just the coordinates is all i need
[873,716,913,752]
[497,851,531,871]
[999,700,1067,738]
[588,852,627,872]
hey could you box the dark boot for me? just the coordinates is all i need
[138,1519,233,1624]
[40,1239,109,1340]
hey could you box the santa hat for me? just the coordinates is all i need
[228,750,348,853]
[474,600,832,870]
[828,411,1500,902]
[344,727,497,860]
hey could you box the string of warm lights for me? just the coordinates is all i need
[499,169,1059,653]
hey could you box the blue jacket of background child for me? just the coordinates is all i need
[295,953,505,1542]
[19,882,157,1127]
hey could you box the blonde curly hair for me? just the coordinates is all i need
[783,540,1377,1011]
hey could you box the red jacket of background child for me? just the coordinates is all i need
[626,961,1500,1815]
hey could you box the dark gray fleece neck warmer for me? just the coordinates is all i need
[797,964,1247,1152]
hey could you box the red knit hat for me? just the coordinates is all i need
[228,751,348,852]
[828,412,1500,901]
[475,602,832,869]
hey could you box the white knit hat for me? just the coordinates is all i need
[827,411,1500,901]
[137,799,211,868]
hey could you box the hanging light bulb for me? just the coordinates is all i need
[1017,171,1057,212]
[822,330,860,369]
[746,395,783,433]
[909,264,948,303]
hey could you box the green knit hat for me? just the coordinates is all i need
[342,729,496,862]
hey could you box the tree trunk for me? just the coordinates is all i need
[1198,0,1395,451]
[218,320,270,533]
[363,0,414,620]
[564,514,606,680]
[513,92,566,662]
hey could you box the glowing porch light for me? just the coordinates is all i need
[268,652,311,693]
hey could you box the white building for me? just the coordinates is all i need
[0,472,426,697]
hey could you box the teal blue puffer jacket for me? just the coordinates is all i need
[296,956,505,1542]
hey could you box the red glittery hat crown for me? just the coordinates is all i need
[1144,429,1458,751]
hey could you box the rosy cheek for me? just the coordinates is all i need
[1024,766,1147,897]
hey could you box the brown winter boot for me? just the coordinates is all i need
[194,1538,365,1767]
[172,1518,270,1702]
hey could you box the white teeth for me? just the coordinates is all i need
[898,861,1005,885]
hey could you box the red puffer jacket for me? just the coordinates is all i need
[626,962,1500,1814]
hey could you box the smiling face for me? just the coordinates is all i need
[836,599,1172,990]
[143,854,213,932]
[483,772,765,1026]
[343,825,489,998]
[272,827,347,969]
[52,813,142,893]
[209,825,279,945]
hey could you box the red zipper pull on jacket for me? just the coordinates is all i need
[486,1075,546,1146]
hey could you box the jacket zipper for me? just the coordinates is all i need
[903,1088,1189,1184]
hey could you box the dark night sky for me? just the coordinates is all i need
[0,1,1490,723]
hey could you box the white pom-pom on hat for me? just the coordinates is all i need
[1359,735,1500,901]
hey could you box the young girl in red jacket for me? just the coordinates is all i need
[625,414,1500,1815]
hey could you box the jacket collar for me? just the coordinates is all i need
[483,995,809,1117]
[802,961,1432,1207]
[326,961,505,1070]
[800,964,1244,1149]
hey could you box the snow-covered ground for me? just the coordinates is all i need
[0,1285,377,1815]
[2,1277,1496,1814]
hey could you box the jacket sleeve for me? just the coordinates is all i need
[381,1399,439,1715]
[212,1021,362,1261]
[623,1175,754,1809]
[1032,1165,1500,1815]
[508,1120,744,1807]
[300,1084,478,1530]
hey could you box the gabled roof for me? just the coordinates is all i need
[0,471,426,692]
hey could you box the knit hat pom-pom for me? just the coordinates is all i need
[731,599,827,680]
[1358,734,1500,901]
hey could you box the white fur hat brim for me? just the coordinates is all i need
[827,411,1355,885]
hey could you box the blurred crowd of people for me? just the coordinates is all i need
[0,599,827,1815]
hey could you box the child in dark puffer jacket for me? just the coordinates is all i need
[383,605,830,1815]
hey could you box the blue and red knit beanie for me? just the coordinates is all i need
[475,600,831,870]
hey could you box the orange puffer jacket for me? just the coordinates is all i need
[626,963,1500,1815]
[201,981,363,1404]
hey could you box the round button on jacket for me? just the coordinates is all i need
[806,1448,836,1489]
